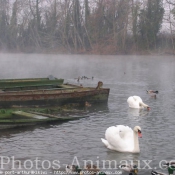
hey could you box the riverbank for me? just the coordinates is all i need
[0,46,174,55]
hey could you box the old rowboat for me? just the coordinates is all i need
[0,81,110,108]
[0,110,87,129]
[0,76,64,91]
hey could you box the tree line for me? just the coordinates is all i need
[0,0,174,54]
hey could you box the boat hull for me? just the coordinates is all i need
[0,114,87,129]
[0,88,110,108]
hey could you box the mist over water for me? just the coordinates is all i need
[0,54,175,175]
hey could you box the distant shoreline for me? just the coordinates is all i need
[0,47,174,56]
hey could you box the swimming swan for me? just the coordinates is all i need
[101,125,142,153]
[127,96,150,110]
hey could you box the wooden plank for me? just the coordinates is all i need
[12,111,48,119]
[28,111,87,120]
[28,111,61,118]
[12,111,86,120]
[0,78,64,88]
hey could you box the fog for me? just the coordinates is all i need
[0,53,93,79]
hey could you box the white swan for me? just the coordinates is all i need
[127,96,150,110]
[101,125,142,153]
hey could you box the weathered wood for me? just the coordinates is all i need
[12,110,86,120]
[28,111,61,118]
[0,77,64,89]
[0,109,87,130]
[0,82,110,108]
[12,111,48,119]
[28,111,86,120]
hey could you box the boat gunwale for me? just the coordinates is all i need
[0,78,64,89]
[0,78,63,83]
[1,85,78,92]
[0,87,110,96]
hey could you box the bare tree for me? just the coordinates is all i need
[165,0,175,54]
[0,0,10,50]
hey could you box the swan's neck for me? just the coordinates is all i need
[133,132,140,153]
[140,102,148,108]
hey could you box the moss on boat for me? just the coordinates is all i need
[0,77,64,89]
[0,104,86,129]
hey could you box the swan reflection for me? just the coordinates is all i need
[128,108,149,117]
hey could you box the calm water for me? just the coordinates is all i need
[0,54,175,175]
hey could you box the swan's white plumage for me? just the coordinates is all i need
[127,96,148,109]
[101,125,141,153]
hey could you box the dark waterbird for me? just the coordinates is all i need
[119,164,138,175]
[146,90,159,98]
[151,162,175,175]
[65,164,107,175]
[146,90,159,94]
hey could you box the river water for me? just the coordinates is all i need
[0,54,175,175]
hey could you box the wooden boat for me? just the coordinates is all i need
[0,110,86,129]
[1,82,79,92]
[0,79,109,129]
[0,81,110,108]
[0,76,64,91]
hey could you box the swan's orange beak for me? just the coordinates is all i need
[138,132,142,138]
